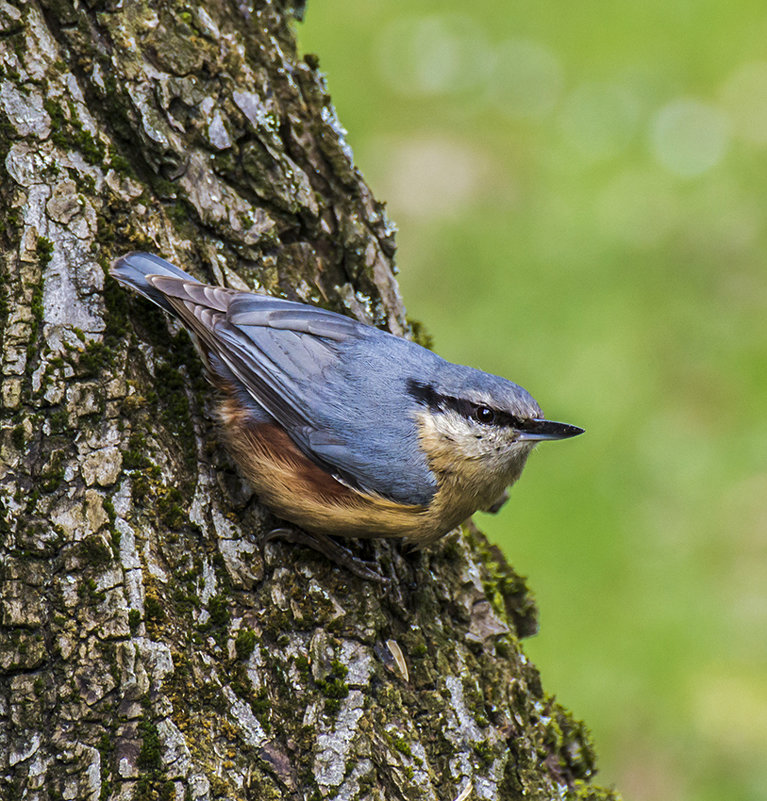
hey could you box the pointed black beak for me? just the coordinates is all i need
[516,419,584,442]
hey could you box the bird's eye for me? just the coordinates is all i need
[474,406,495,424]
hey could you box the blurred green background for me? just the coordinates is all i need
[300,3,767,799]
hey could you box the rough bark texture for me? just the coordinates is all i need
[0,2,620,800]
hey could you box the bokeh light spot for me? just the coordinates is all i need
[719,60,767,145]
[490,38,563,119]
[560,82,641,160]
[369,136,489,219]
[376,15,491,96]
[650,98,730,177]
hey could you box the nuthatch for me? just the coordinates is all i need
[111,253,583,576]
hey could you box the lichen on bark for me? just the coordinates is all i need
[0,1,620,799]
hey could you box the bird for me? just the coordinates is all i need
[111,252,583,579]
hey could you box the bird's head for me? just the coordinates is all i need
[407,371,583,499]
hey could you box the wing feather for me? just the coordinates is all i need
[141,273,435,506]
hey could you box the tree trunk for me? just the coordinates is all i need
[0,2,619,799]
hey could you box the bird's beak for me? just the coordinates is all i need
[516,419,584,442]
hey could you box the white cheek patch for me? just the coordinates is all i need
[420,410,497,461]
[432,410,470,440]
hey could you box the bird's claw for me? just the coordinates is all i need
[485,490,510,515]
[263,526,389,584]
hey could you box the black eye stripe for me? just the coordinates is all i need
[406,379,527,429]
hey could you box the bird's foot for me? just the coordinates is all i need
[484,490,510,515]
[263,527,389,584]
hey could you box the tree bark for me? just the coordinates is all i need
[0,2,619,800]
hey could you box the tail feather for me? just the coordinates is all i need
[111,251,241,389]
[110,252,199,316]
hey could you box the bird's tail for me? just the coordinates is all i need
[110,252,200,316]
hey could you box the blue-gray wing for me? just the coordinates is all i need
[144,274,437,506]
